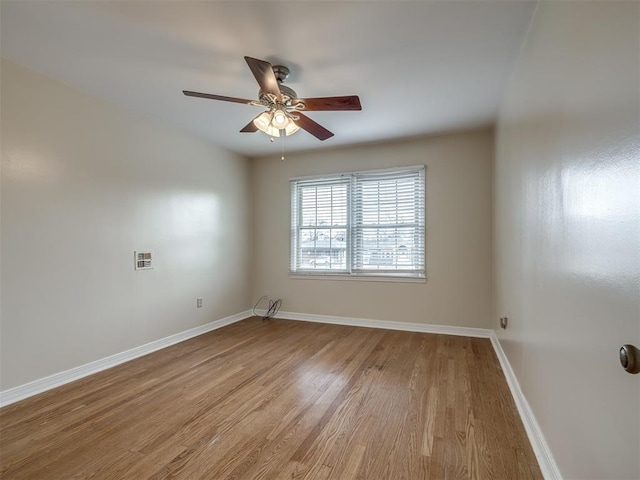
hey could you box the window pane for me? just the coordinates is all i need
[301,184,347,227]
[299,228,347,270]
[354,227,423,271]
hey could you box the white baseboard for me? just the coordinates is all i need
[490,334,562,480]
[274,310,494,338]
[0,310,252,408]
[275,310,561,480]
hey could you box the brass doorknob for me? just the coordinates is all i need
[619,345,640,374]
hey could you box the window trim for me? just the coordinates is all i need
[290,165,426,280]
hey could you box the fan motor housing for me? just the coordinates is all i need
[272,65,290,83]
[259,84,298,105]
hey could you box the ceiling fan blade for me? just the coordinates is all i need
[244,56,282,102]
[293,96,362,111]
[294,113,334,141]
[240,116,259,133]
[183,90,254,104]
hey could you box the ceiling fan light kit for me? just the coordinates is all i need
[183,56,362,142]
[253,109,300,137]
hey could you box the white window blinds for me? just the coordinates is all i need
[352,168,425,276]
[291,177,350,272]
[291,166,425,279]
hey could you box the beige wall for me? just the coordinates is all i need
[494,1,639,478]
[1,60,252,390]
[251,130,493,328]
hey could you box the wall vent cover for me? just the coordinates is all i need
[134,251,153,270]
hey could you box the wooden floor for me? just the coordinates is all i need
[0,318,542,479]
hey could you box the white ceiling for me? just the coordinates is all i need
[1,1,537,157]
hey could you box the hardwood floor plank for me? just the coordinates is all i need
[0,318,542,479]
[330,443,365,479]
[466,410,481,480]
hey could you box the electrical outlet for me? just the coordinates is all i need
[499,316,508,329]
[197,298,203,308]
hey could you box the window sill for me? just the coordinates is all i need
[289,273,426,284]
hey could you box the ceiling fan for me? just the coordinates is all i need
[183,56,362,141]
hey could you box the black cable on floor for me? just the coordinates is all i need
[252,296,282,321]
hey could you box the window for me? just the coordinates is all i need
[290,165,425,279]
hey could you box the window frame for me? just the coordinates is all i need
[290,165,426,281]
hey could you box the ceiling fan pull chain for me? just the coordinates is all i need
[281,131,285,161]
